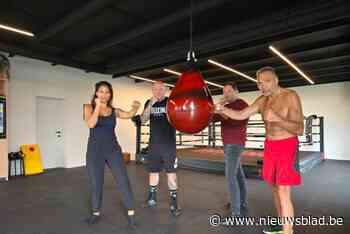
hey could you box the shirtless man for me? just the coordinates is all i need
[215,66,304,234]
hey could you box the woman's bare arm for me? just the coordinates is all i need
[215,97,263,120]
[83,104,100,128]
[116,101,141,119]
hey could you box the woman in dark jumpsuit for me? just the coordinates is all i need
[83,81,140,227]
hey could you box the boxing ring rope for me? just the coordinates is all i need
[134,114,324,157]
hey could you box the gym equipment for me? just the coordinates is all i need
[20,144,44,176]
[167,69,214,134]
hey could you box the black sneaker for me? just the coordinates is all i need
[224,202,231,211]
[141,199,157,208]
[142,188,157,208]
[262,224,283,234]
[169,190,181,217]
[170,206,182,217]
[240,205,249,216]
[85,214,101,225]
[127,214,137,229]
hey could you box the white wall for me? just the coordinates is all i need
[214,82,350,161]
[8,55,153,168]
[6,55,350,164]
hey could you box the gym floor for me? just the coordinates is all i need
[0,160,349,234]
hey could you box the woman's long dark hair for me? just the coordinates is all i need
[91,81,115,110]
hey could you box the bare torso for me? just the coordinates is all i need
[259,89,296,140]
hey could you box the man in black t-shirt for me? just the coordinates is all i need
[140,81,181,216]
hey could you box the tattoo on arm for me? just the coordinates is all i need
[140,101,152,123]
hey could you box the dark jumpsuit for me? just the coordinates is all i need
[86,110,134,212]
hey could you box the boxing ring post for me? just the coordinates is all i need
[319,116,325,154]
[135,122,141,155]
[208,123,217,148]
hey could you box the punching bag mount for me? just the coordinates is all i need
[185,0,198,70]
[186,50,198,70]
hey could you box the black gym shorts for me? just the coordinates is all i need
[147,144,178,173]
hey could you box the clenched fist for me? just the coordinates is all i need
[131,100,141,110]
[214,102,225,113]
[94,98,102,107]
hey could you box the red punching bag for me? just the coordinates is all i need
[167,68,214,134]
[167,0,214,133]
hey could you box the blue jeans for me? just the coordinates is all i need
[224,144,248,215]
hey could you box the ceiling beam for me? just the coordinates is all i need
[171,67,350,88]
[233,64,350,80]
[106,2,350,75]
[145,42,350,84]
[214,42,350,69]
[210,75,350,95]
[162,57,350,89]
[206,54,350,83]
[36,0,114,42]
[0,40,104,73]
[141,26,350,82]
[76,0,231,56]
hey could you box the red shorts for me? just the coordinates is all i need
[262,136,301,186]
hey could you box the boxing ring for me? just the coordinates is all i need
[134,115,325,179]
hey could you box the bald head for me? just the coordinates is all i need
[152,81,167,100]
[152,81,165,88]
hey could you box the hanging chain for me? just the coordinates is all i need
[187,0,197,63]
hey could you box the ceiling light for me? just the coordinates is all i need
[163,68,181,76]
[269,45,314,84]
[129,75,174,87]
[208,59,257,83]
[0,23,34,37]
